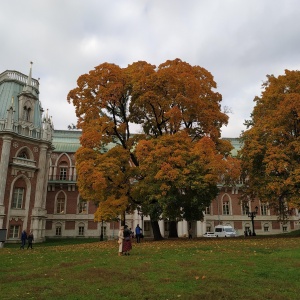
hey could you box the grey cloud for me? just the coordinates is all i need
[1,0,300,136]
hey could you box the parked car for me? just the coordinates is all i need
[214,225,236,237]
[203,232,217,237]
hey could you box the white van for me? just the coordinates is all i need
[214,225,236,237]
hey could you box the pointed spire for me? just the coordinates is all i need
[27,61,33,86]
[23,61,33,92]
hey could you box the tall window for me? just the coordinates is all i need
[56,193,65,214]
[56,225,62,236]
[23,106,31,122]
[12,188,24,209]
[242,202,249,215]
[9,225,20,238]
[223,201,230,215]
[78,226,84,236]
[78,199,87,214]
[261,204,268,216]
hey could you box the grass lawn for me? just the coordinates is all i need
[1,235,300,300]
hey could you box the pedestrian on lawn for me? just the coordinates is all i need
[118,226,124,256]
[27,231,34,249]
[20,230,27,249]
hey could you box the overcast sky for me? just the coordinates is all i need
[1,0,300,137]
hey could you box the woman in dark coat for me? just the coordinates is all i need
[122,226,132,256]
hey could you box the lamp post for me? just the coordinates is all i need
[217,184,223,225]
[246,205,258,236]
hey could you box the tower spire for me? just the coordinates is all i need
[23,61,33,92]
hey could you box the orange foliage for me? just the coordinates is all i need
[68,59,236,222]
[241,70,300,216]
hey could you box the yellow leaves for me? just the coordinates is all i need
[94,195,129,222]
[156,162,180,181]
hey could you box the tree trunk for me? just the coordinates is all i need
[121,211,126,226]
[168,221,178,238]
[151,220,164,241]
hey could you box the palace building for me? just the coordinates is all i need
[0,67,299,243]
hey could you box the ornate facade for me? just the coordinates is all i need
[0,67,299,243]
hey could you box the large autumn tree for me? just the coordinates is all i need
[240,70,300,221]
[68,58,238,239]
[134,132,238,237]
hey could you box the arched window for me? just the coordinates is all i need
[222,194,231,215]
[56,193,66,214]
[264,223,269,232]
[18,150,28,159]
[55,223,62,236]
[23,106,31,122]
[78,223,85,236]
[78,198,87,214]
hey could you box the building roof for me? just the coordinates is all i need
[52,130,242,156]
[52,130,119,153]
[222,137,242,157]
[52,130,82,152]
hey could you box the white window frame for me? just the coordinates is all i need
[9,225,20,238]
[12,188,24,209]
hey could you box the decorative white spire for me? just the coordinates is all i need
[23,61,33,92]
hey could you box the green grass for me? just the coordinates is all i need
[1,236,300,300]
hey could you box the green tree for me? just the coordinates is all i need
[240,70,300,221]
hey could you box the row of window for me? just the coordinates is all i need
[205,202,269,216]
[11,187,269,216]
[9,224,95,238]
[11,188,87,214]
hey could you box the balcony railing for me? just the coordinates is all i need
[48,175,77,182]
[12,157,37,169]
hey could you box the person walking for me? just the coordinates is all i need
[27,231,34,249]
[118,226,124,256]
[20,230,27,249]
[123,225,132,256]
[135,224,142,243]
